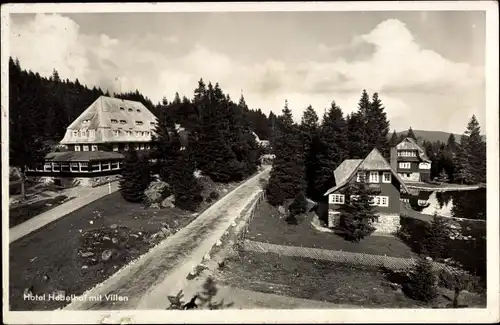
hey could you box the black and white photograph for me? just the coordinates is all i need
[2,1,499,324]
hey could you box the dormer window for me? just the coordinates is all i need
[128,108,133,112]
[113,130,120,136]
[83,119,90,124]
[150,122,155,126]
[120,120,127,124]
[126,131,132,136]
[135,121,143,126]
[120,107,125,111]
[89,129,96,137]
[111,119,118,124]
[73,131,78,137]
[137,109,141,113]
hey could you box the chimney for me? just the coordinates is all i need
[390,146,398,170]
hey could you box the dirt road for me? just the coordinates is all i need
[64,166,270,310]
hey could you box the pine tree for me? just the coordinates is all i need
[120,149,151,203]
[423,214,450,259]
[366,93,391,158]
[314,101,349,200]
[389,130,399,147]
[454,115,486,184]
[405,255,438,302]
[338,182,379,242]
[266,100,307,206]
[407,127,417,140]
[9,57,50,199]
[300,105,320,198]
[152,107,182,183]
[447,133,457,153]
[171,147,203,211]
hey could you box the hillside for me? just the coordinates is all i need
[392,130,486,144]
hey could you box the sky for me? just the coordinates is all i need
[8,10,486,134]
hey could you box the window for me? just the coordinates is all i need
[418,199,428,206]
[136,131,142,137]
[82,119,90,124]
[137,109,141,113]
[150,122,156,126]
[61,163,70,172]
[128,108,133,112]
[328,194,345,204]
[102,162,111,171]
[110,119,118,124]
[83,145,89,152]
[120,107,125,111]
[382,172,391,183]
[135,121,143,125]
[356,172,366,183]
[369,171,379,183]
[73,131,78,137]
[70,163,79,172]
[134,144,139,150]
[91,162,101,172]
[401,198,410,203]
[140,144,145,150]
[75,145,81,152]
[146,144,150,150]
[399,162,411,169]
[52,162,60,172]
[91,145,98,151]
[44,162,52,171]
[124,144,129,151]
[111,162,120,170]
[80,130,87,137]
[80,162,89,172]
[113,144,119,152]
[144,131,149,136]
[350,195,360,202]
[419,162,431,170]
[120,120,127,124]
[113,130,120,136]
[89,129,96,137]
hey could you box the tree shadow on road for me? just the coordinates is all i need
[166,277,234,310]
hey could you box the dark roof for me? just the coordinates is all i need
[324,148,410,195]
[45,151,124,162]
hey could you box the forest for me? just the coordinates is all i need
[9,56,486,207]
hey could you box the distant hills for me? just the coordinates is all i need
[392,130,486,144]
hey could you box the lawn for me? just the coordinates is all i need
[246,201,415,258]
[215,251,486,308]
[9,181,241,311]
[9,195,75,228]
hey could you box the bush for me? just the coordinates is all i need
[197,175,217,201]
[288,192,307,217]
[404,255,438,302]
[209,190,220,200]
[144,180,171,207]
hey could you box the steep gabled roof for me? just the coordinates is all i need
[396,137,431,162]
[324,148,410,196]
[60,96,158,144]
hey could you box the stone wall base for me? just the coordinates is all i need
[373,214,401,234]
[328,210,400,235]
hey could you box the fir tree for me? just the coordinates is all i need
[367,93,391,158]
[389,130,399,148]
[266,100,307,206]
[338,182,379,242]
[120,149,151,203]
[300,105,320,198]
[171,147,203,211]
[313,101,349,200]
[447,133,457,153]
[346,112,366,159]
[423,214,450,259]
[9,57,50,199]
[405,255,438,302]
[437,168,449,183]
[454,115,486,184]
[152,108,182,183]
[407,127,417,140]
